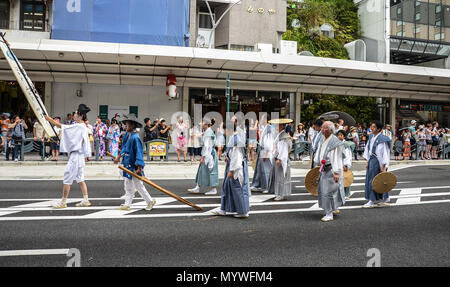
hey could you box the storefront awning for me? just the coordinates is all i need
[1,37,450,101]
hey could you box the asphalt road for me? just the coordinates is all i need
[0,165,449,267]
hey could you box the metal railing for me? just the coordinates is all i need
[293,141,312,160]
[0,18,9,29]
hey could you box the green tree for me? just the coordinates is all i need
[284,0,377,124]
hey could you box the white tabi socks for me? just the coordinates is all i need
[321,213,334,222]
[205,188,217,195]
[188,185,200,194]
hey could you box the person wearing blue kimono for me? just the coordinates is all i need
[213,122,250,218]
[114,114,156,211]
[363,120,391,208]
[188,118,219,195]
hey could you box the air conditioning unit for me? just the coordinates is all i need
[344,39,367,62]
[255,43,273,55]
[280,40,297,56]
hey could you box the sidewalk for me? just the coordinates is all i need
[1,152,449,180]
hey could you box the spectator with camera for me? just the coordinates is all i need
[10,115,28,162]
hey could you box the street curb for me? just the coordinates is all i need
[1,159,450,167]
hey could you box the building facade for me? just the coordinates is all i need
[355,0,450,127]
[0,0,449,140]
[0,0,291,139]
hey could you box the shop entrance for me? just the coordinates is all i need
[0,80,45,127]
[189,88,291,122]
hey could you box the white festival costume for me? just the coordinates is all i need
[60,123,91,185]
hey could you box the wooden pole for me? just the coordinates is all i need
[107,152,203,211]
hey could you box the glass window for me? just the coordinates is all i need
[20,1,45,31]
[415,13,421,21]
[434,33,444,40]
[435,5,441,14]
[415,1,421,7]
[397,7,402,15]
[199,13,213,29]
[414,27,421,34]
[397,31,406,36]
[435,20,441,27]
[397,21,403,26]
[0,0,10,29]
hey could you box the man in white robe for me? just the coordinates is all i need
[250,124,276,193]
[310,119,324,168]
[267,121,292,201]
[314,121,345,222]
[188,119,219,195]
[45,104,91,208]
[363,120,391,208]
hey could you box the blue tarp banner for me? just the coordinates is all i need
[52,0,190,46]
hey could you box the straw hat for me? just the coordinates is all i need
[343,170,354,187]
[305,167,320,196]
[268,118,293,124]
[372,172,397,194]
[121,113,143,128]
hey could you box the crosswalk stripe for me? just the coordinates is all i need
[0,199,448,221]
[12,199,80,208]
[396,188,422,204]
[1,191,449,212]
[0,211,21,216]
[0,249,70,256]
[294,181,414,188]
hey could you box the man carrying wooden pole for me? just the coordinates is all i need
[111,114,203,211]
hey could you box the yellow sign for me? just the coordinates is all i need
[149,141,167,156]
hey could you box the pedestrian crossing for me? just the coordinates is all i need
[0,178,449,221]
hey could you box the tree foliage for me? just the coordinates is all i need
[284,0,377,124]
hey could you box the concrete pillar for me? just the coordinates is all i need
[295,91,302,125]
[182,86,189,115]
[189,0,196,47]
[44,82,52,113]
[289,92,295,121]
[390,97,396,136]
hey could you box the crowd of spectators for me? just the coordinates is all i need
[1,111,449,162]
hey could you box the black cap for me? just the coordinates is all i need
[77,104,91,117]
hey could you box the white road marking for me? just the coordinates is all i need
[295,181,414,189]
[1,190,450,212]
[83,209,139,218]
[0,211,21,216]
[249,195,276,203]
[0,249,70,256]
[0,199,447,221]
[13,199,80,208]
[395,188,422,204]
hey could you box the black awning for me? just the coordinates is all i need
[390,36,450,65]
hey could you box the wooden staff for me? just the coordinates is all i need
[107,152,203,211]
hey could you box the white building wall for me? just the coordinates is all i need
[51,83,182,125]
[357,0,387,63]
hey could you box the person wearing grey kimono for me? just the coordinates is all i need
[188,118,219,195]
[267,124,292,201]
[314,121,346,222]
[251,124,276,194]
[213,123,250,218]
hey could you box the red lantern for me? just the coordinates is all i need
[166,74,177,99]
